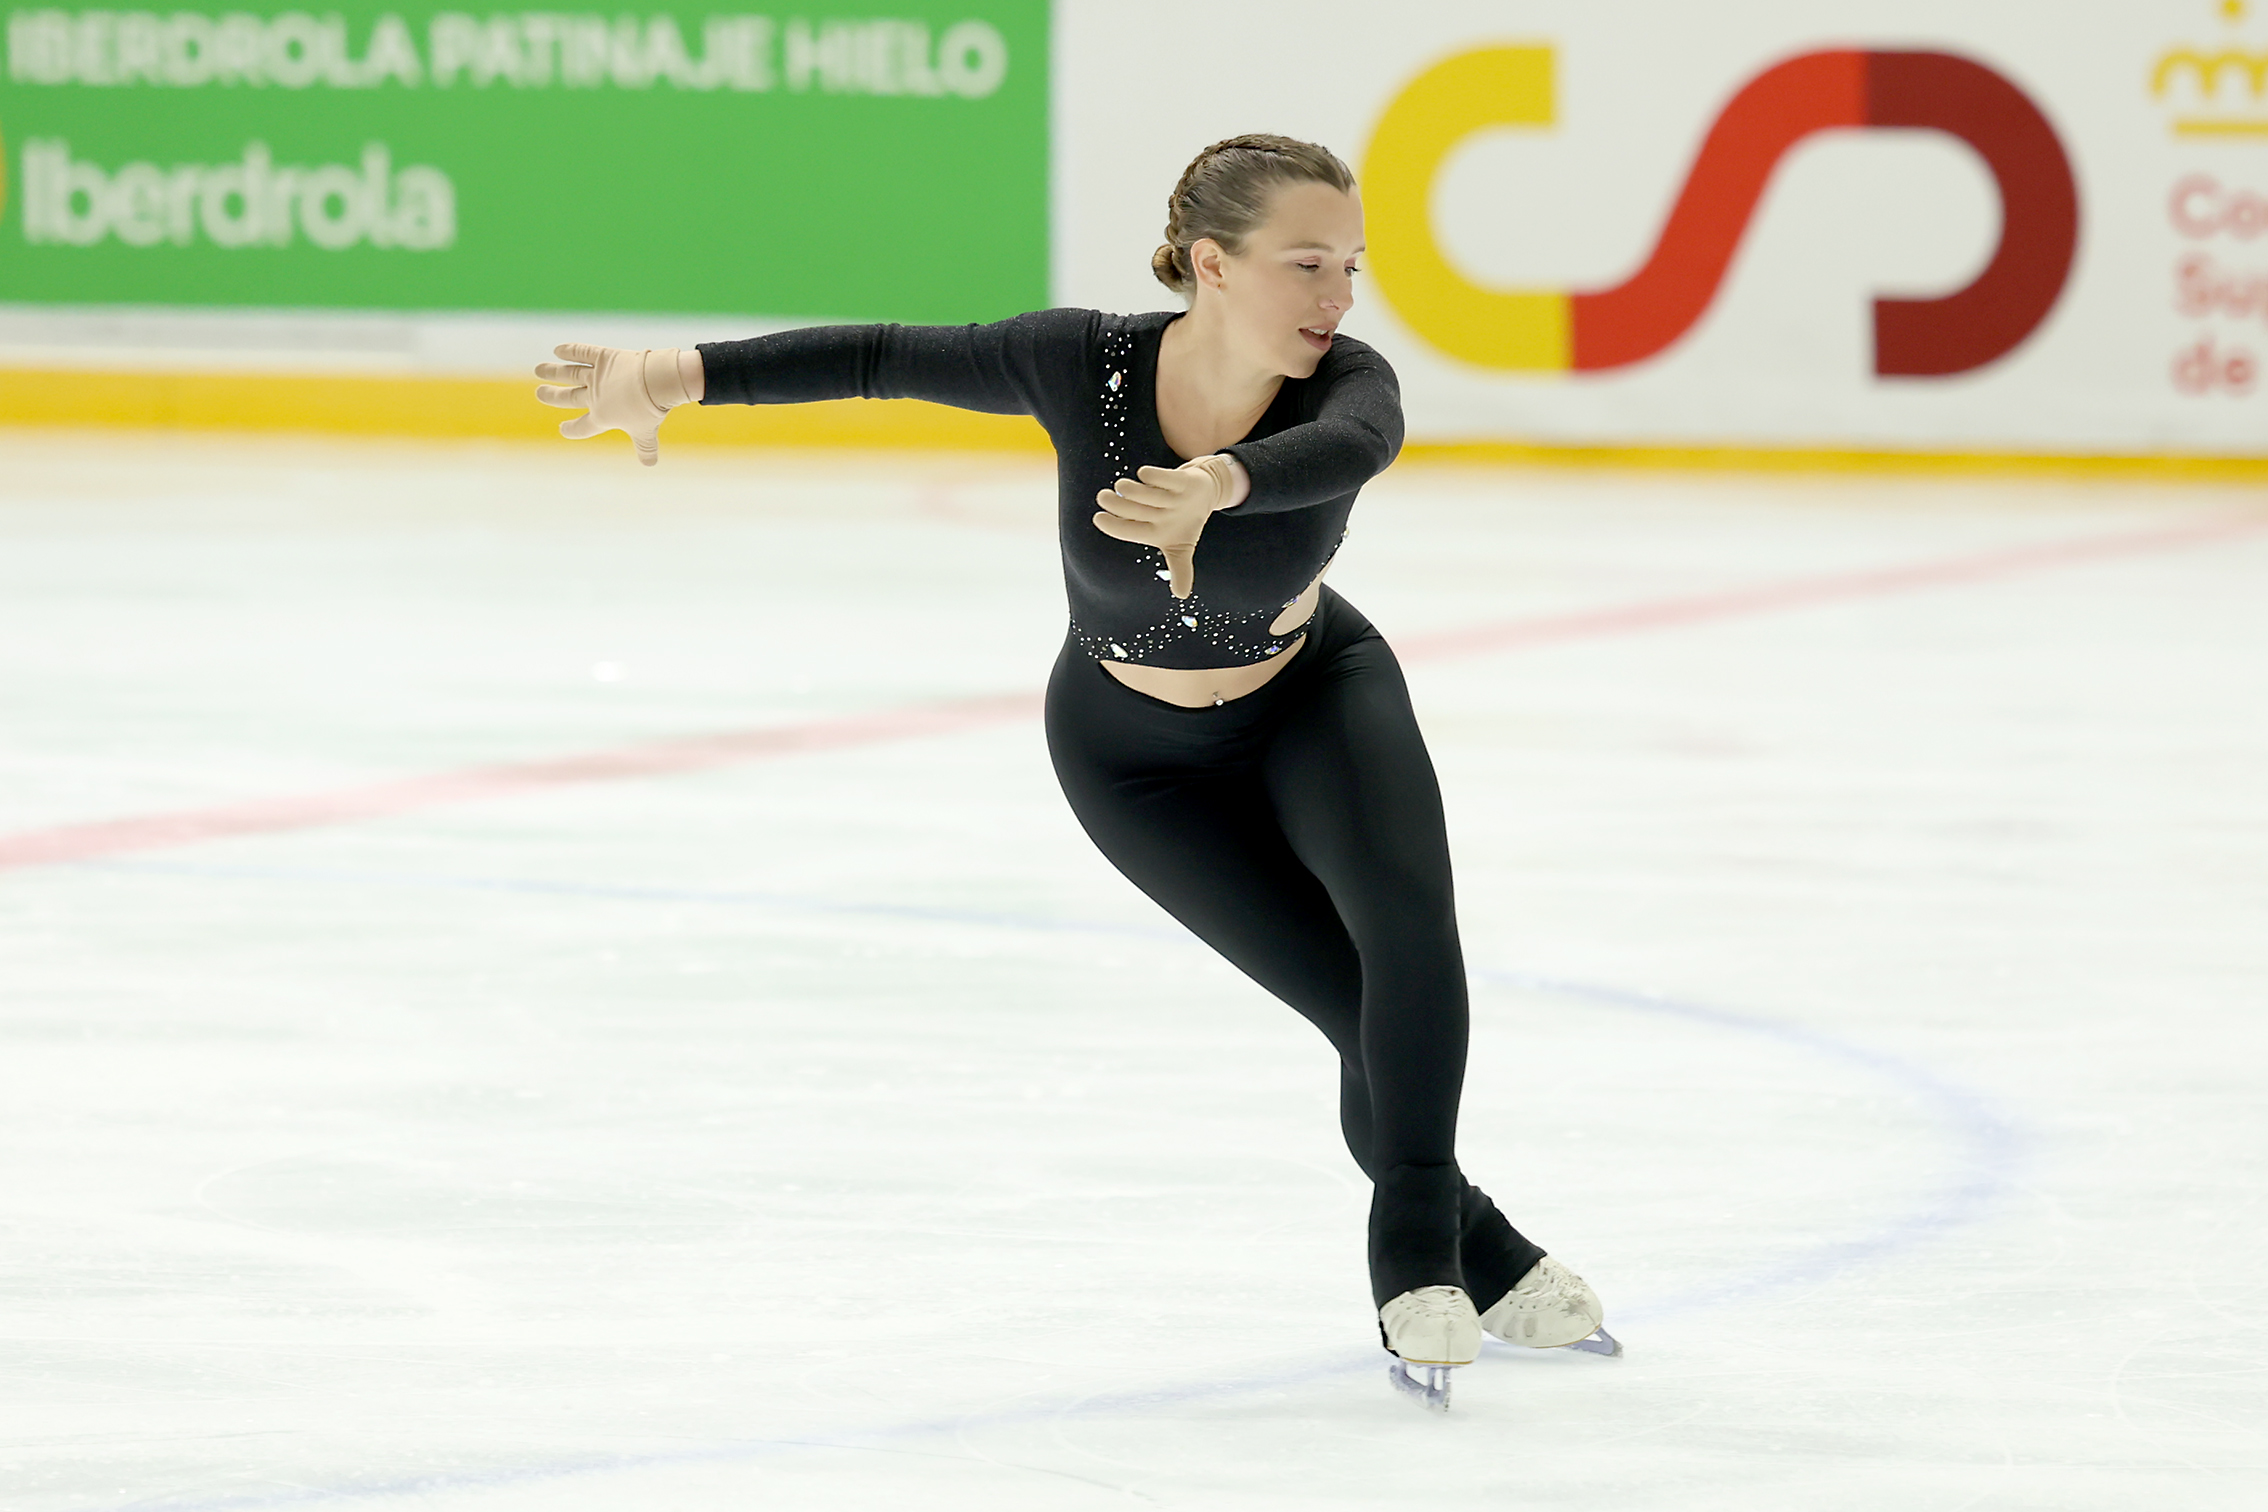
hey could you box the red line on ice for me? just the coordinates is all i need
[4,510,2263,874]
[0,693,1041,871]
[1389,509,2268,661]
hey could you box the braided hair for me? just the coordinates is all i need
[1151,133,1357,295]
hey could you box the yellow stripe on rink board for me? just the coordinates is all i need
[6,367,2268,481]
[0,368,1053,452]
[2172,118,2268,136]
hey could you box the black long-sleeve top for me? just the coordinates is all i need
[697,308,1404,669]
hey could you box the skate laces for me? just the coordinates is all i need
[1510,1258,1580,1307]
[1381,1285,1469,1323]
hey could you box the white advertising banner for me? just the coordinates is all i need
[1055,0,2268,454]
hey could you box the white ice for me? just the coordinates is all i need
[1,432,2263,1510]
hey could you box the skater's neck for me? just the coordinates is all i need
[1152,311,1283,463]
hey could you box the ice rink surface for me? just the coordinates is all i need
[2,431,2264,1510]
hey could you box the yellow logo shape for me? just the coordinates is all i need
[2151,2,2268,137]
[2154,47,2268,98]
[1361,46,1571,372]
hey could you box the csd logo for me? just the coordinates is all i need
[1363,47,2080,377]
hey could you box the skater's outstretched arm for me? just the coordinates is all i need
[696,309,1087,416]
[534,308,1094,466]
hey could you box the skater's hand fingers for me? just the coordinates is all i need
[1094,486,1170,522]
[1091,513,1204,598]
[1133,463,1206,499]
[1109,472,1185,509]
[1159,542,1196,599]
[535,342,700,467]
[1090,509,1156,544]
[1093,460,1225,600]
[534,349,594,413]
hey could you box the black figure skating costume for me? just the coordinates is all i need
[697,309,1546,1314]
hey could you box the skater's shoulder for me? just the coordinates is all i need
[992,307,1174,334]
[1277,334,1398,427]
[1309,332,1397,387]
[984,306,1173,359]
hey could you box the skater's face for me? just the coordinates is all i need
[1189,181,1364,378]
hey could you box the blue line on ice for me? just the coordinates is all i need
[85,857,2022,1511]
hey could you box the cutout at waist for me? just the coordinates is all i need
[1099,632,1310,708]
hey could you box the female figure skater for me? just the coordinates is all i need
[536,135,1612,1409]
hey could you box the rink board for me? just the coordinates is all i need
[5,1,2268,457]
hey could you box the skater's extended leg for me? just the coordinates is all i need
[1251,625,1618,1364]
[1258,628,1475,1305]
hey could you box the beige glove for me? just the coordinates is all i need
[533,343,704,467]
[1092,454,1249,599]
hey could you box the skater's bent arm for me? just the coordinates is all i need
[1216,342,1402,516]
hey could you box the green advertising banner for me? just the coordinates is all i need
[0,4,1048,322]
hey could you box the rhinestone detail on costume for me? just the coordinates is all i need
[1077,325,1350,668]
[1072,521,1347,665]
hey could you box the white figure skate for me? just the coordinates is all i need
[1379,1285,1482,1411]
[1479,1255,1620,1356]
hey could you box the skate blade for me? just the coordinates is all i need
[1565,1326,1622,1357]
[1386,1358,1454,1412]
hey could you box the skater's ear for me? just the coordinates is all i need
[1189,236,1234,294]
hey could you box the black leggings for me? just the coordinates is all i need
[1044,587,1544,1310]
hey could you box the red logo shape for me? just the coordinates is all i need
[1367,48,2082,377]
[1575,51,2080,375]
